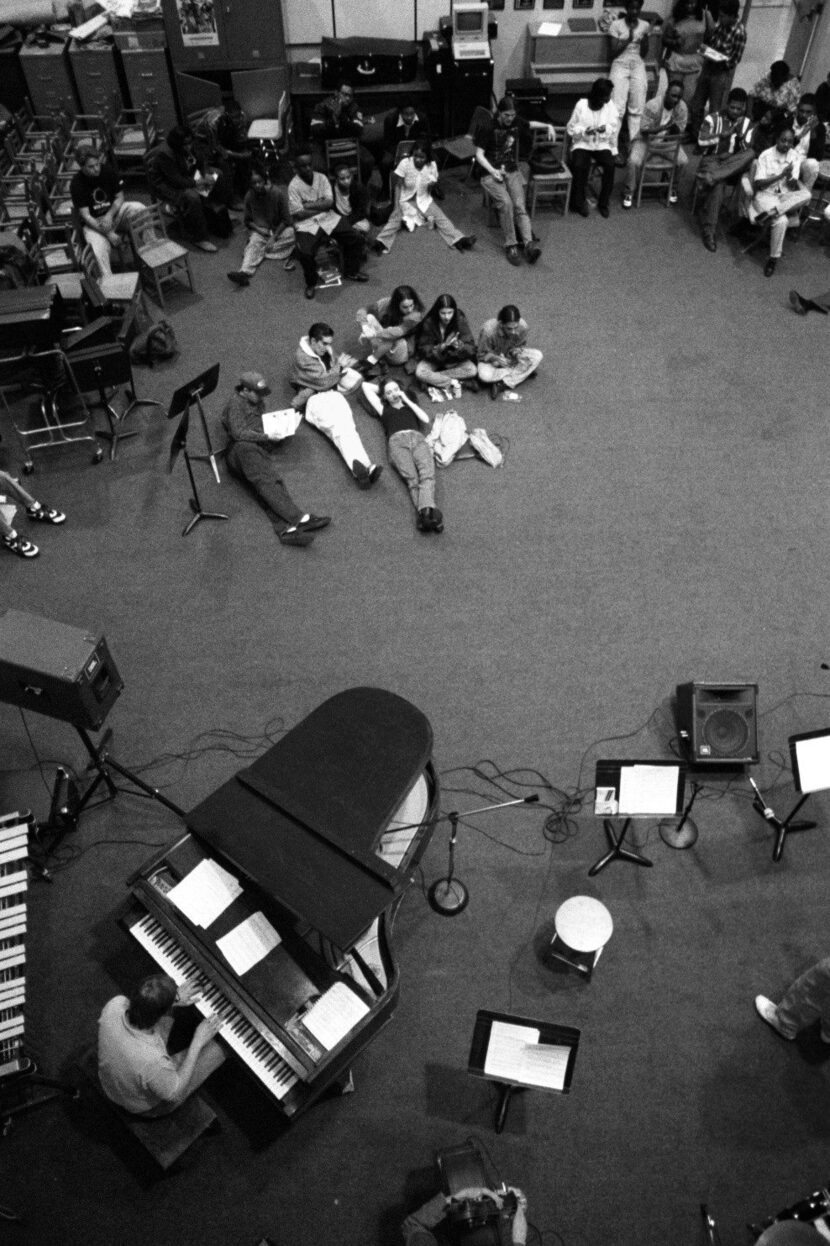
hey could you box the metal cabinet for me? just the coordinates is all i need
[160,0,286,72]
[19,41,79,116]
[120,47,178,133]
[69,42,124,119]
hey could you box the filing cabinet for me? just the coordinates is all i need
[119,46,178,133]
[69,41,125,118]
[19,39,79,116]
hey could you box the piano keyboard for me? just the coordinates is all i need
[129,911,300,1101]
[0,816,27,1079]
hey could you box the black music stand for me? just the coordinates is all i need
[468,1009,580,1134]
[167,364,229,537]
[589,760,685,876]
[749,728,829,862]
[67,343,162,461]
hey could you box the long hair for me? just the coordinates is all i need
[386,285,424,325]
[497,304,522,326]
[424,293,460,335]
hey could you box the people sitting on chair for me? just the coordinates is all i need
[195,98,252,201]
[744,127,811,277]
[287,150,369,299]
[330,162,370,279]
[791,93,826,193]
[477,304,543,400]
[0,471,65,560]
[658,0,713,105]
[145,125,233,253]
[362,377,443,534]
[97,974,225,1116]
[751,60,801,129]
[227,163,296,288]
[695,87,755,252]
[221,371,329,548]
[70,146,144,279]
[290,322,383,489]
[473,95,553,265]
[414,294,478,395]
[371,144,475,255]
[309,81,375,184]
[403,1185,529,1246]
[622,79,688,209]
[566,78,621,219]
[356,285,426,375]
[687,0,747,137]
[608,0,659,147]
[380,102,433,199]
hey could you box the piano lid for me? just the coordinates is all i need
[187,688,434,948]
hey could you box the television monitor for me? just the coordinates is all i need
[453,1,488,38]
[790,729,830,795]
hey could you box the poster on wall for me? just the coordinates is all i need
[175,0,220,46]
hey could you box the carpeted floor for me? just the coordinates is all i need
[0,159,829,1246]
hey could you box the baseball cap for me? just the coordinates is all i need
[239,371,271,395]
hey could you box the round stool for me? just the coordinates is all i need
[555,896,613,952]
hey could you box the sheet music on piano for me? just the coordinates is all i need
[167,857,242,927]
[301,983,370,1051]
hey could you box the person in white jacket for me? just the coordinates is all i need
[566,79,621,217]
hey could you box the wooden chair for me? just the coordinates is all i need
[635,134,683,207]
[127,205,194,309]
[526,130,572,218]
[110,107,157,182]
[325,138,360,181]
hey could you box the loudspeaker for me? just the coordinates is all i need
[676,681,759,765]
[0,609,123,730]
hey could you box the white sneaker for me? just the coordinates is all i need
[193,240,218,253]
[668,190,679,205]
[755,995,794,1039]
[622,193,633,210]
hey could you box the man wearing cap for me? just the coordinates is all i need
[290,323,383,489]
[221,372,330,547]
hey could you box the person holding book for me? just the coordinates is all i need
[221,371,330,548]
[403,1187,529,1246]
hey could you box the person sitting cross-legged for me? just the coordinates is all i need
[0,470,65,560]
[356,285,425,377]
[287,150,368,299]
[290,322,383,490]
[477,304,543,400]
[227,163,295,288]
[414,294,478,396]
[695,86,755,252]
[371,144,475,256]
[70,146,144,278]
[473,95,553,265]
[745,126,811,277]
[221,371,330,548]
[362,377,443,534]
[622,79,688,209]
[566,78,621,219]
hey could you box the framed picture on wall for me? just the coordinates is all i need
[488,0,505,9]
[514,0,535,9]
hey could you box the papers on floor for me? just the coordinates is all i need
[302,982,370,1050]
[484,1020,570,1090]
[537,21,562,35]
[262,408,303,440]
[618,765,679,815]
[216,911,281,975]
[168,858,242,928]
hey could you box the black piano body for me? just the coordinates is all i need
[119,687,439,1118]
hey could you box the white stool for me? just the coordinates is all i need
[549,896,613,978]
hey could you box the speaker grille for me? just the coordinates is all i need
[700,708,750,757]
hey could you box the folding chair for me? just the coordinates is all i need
[127,205,194,309]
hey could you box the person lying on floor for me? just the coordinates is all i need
[356,285,426,376]
[227,163,296,288]
[695,87,755,253]
[744,126,811,276]
[476,305,543,400]
[362,377,443,534]
[371,144,475,256]
[221,371,330,548]
[0,471,65,560]
[291,323,383,489]
[414,294,479,396]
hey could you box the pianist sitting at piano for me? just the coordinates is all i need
[98,974,225,1116]
[403,1186,529,1246]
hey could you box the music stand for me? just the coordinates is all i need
[167,364,229,537]
[468,1009,580,1133]
[590,760,685,876]
[749,728,829,862]
[66,344,161,461]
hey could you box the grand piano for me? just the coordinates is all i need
[119,687,439,1118]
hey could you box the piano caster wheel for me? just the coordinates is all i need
[428,877,469,916]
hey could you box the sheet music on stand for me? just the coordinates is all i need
[594,760,685,818]
[483,1020,571,1090]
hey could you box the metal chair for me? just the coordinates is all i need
[635,134,683,207]
[127,205,194,309]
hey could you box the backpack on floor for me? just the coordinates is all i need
[129,319,179,367]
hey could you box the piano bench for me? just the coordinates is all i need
[78,1047,217,1171]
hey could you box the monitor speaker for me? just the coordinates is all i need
[0,609,123,730]
[676,681,759,765]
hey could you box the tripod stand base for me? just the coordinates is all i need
[183,498,229,536]
[659,817,699,849]
[428,877,469,916]
[589,818,653,876]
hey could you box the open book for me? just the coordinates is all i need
[262,409,303,440]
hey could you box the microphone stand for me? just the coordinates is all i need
[428,796,539,917]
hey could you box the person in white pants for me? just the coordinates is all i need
[70,147,144,278]
[748,126,811,276]
[290,323,383,489]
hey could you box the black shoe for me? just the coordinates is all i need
[427,506,444,533]
[352,460,371,489]
[346,271,370,282]
[764,257,777,277]
[305,285,316,299]
[454,234,476,251]
[227,270,250,286]
[505,246,521,266]
[598,205,610,219]
[525,243,541,264]
[368,464,383,486]
[417,508,432,532]
[789,289,808,315]
[702,231,717,253]
[490,381,504,400]
[369,240,387,256]
[279,528,314,547]
[463,377,480,392]
[297,514,331,532]
[432,183,445,201]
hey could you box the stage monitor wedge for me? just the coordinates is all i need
[0,609,123,730]
[676,681,759,766]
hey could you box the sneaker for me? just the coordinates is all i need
[453,235,476,251]
[367,464,383,486]
[490,380,504,401]
[26,504,65,524]
[305,285,316,300]
[283,257,296,271]
[227,270,250,287]
[2,533,39,558]
[352,460,371,489]
[525,244,541,264]
[463,377,480,393]
[449,379,462,399]
[622,193,633,210]
[279,527,314,547]
[505,246,521,266]
[668,190,678,205]
[369,240,388,256]
[755,995,794,1039]
[789,289,809,315]
[764,258,777,278]
[417,508,432,533]
[296,514,331,532]
[427,506,444,533]
[192,240,218,253]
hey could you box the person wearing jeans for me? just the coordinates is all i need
[362,377,442,534]
[473,96,554,266]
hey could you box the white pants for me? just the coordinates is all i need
[304,391,372,470]
[83,200,144,278]
[750,185,811,258]
[610,57,647,141]
[240,227,295,276]
[478,347,543,389]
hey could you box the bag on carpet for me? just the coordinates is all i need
[468,428,504,468]
[130,319,179,367]
[426,410,468,466]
